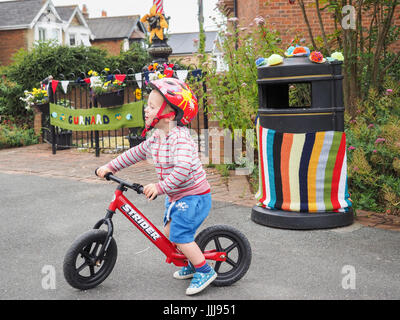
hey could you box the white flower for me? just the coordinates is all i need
[149,72,158,81]
[90,76,102,88]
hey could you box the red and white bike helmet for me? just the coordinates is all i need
[141,77,198,137]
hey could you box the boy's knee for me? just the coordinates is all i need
[164,222,171,238]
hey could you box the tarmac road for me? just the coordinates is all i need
[1,172,400,300]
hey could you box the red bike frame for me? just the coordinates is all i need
[107,188,227,267]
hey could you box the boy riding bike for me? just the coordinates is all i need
[96,77,216,295]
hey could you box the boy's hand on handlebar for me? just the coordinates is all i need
[143,183,158,200]
[96,165,112,179]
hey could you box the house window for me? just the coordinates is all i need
[49,28,59,41]
[39,28,46,41]
[81,34,91,46]
[123,39,129,52]
[69,34,76,46]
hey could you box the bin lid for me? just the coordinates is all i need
[257,57,342,81]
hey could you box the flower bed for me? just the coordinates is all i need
[345,77,400,215]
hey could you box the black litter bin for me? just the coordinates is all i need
[251,57,353,230]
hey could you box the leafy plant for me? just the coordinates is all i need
[345,76,400,215]
[20,87,48,110]
[0,121,39,149]
[296,0,400,115]
[0,77,31,125]
[5,41,110,91]
[90,69,127,95]
[204,15,281,134]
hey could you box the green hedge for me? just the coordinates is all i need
[0,122,38,149]
[0,78,31,126]
[0,41,151,127]
[5,41,150,90]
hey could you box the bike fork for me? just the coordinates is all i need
[93,209,115,264]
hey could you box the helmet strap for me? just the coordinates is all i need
[141,101,176,137]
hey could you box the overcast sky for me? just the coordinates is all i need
[0,0,224,33]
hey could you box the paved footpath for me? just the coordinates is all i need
[0,144,255,207]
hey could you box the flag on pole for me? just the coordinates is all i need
[154,0,164,14]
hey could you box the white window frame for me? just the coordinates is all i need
[69,33,76,46]
[122,38,130,52]
[34,23,62,44]
[38,27,46,41]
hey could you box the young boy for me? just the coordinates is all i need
[96,77,216,295]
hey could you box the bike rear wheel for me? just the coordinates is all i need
[195,225,251,286]
[63,229,117,290]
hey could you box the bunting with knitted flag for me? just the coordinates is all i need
[255,119,352,213]
[51,80,59,94]
[60,81,69,94]
[115,74,126,83]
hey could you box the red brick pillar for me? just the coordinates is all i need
[33,109,43,143]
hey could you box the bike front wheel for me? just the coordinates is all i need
[63,229,117,290]
[195,225,251,287]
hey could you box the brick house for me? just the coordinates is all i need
[0,0,94,66]
[87,11,147,56]
[55,5,94,47]
[219,0,400,51]
[0,0,62,65]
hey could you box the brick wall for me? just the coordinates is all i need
[233,0,400,52]
[91,39,123,56]
[0,29,29,65]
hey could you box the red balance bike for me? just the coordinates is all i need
[63,170,252,290]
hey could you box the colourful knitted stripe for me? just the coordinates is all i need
[255,124,351,213]
[280,133,293,211]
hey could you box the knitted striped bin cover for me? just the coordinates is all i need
[255,120,352,213]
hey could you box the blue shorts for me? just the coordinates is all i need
[163,193,212,244]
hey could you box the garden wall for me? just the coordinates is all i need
[225,0,400,52]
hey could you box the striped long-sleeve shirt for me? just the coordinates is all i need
[107,126,210,202]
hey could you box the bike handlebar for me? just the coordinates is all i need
[94,168,144,195]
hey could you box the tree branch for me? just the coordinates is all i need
[372,2,397,87]
[298,0,317,49]
[381,51,400,75]
[315,0,331,55]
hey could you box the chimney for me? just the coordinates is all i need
[101,10,107,17]
[82,4,89,19]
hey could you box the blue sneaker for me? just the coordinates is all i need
[186,268,217,295]
[173,265,195,280]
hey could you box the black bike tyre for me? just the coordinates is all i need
[63,229,117,290]
[195,225,251,287]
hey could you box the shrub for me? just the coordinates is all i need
[345,76,400,215]
[5,41,110,90]
[0,121,38,149]
[0,77,32,125]
[204,16,281,134]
